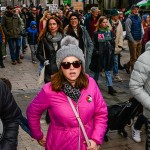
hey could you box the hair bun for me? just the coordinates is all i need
[61,36,78,47]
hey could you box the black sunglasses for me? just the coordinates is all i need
[61,61,82,69]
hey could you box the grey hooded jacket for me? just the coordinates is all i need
[129,41,150,119]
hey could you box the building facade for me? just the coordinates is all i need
[0,0,139,9]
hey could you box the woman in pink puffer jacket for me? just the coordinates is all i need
[26,36,108,150]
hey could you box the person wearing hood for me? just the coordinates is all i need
[129,41,150,150]
[124,4,143,74]
[27,35,108,150]
[27,21,38,64]
[142,14,150,32]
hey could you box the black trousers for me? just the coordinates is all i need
[134,113,147,130]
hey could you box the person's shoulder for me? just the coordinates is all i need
[42,82,54,94]
[0,80,6,88]
[84,13,91,20]
[136,50,150,68]
[0,80,8,95]
[80,25,86,31]
[145,26,150,31]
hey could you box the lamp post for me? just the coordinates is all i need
[97,0,104,15]
[12,0,14,6]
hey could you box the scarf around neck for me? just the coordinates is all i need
[110,19,119,40]
[46,32,63,43]
[99,26,109,32]
[62,82,81,102]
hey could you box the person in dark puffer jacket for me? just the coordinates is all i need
[0,80,20,150]
[124,4,143,74]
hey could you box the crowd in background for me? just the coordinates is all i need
[1,2,150,150]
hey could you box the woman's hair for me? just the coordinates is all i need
[40,10,50,22]
[63,8,69,16]
[38,16,63,41]
[51,67,88,91]
[0,78,12,91]
[66,24,80,37]
[95,16,107,31]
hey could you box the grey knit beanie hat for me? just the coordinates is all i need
[56,36,85,70]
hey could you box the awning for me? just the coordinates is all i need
[125,0,150,15]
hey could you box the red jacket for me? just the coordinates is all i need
[142,26,150,45]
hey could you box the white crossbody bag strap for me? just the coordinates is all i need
[67,96,91,147]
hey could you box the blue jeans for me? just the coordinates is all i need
[39,63,44,75]
[7,37,21,61]
[113,54,118,76]
[94,70,113,86]
[22,36,26,48]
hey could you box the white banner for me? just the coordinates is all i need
[137,0,148,5]
[47,4,58,13]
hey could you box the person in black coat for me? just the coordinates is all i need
[37,17,63,124]
[90,16,116,95]
[0,80,20,150]
[37,16,63,83]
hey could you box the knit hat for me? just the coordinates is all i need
[131,4,139,10]
[110,9,119,16]
[69,12,80,22]
[56,36,85,70]
[143,14,149,22]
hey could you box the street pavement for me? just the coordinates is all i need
[0,41,146,150]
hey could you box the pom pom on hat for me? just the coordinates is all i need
[61,35,78,47]
[56,36,85,70]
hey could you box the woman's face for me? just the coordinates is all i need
[46,13,51,19]
[15,9,19,15]
[61,56,82,86]
[70,16,79,29]
[48,19,59,34]
[100,19,108,28]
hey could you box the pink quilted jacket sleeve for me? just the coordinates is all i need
[26,87,49,140]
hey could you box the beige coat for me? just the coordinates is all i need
[108,20,123,54]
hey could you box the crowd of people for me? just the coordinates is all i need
[0,2,150,150]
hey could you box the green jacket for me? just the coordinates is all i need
[1,13,22,38]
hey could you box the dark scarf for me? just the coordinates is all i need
[69,27,85,53]
[62,82,80,102]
